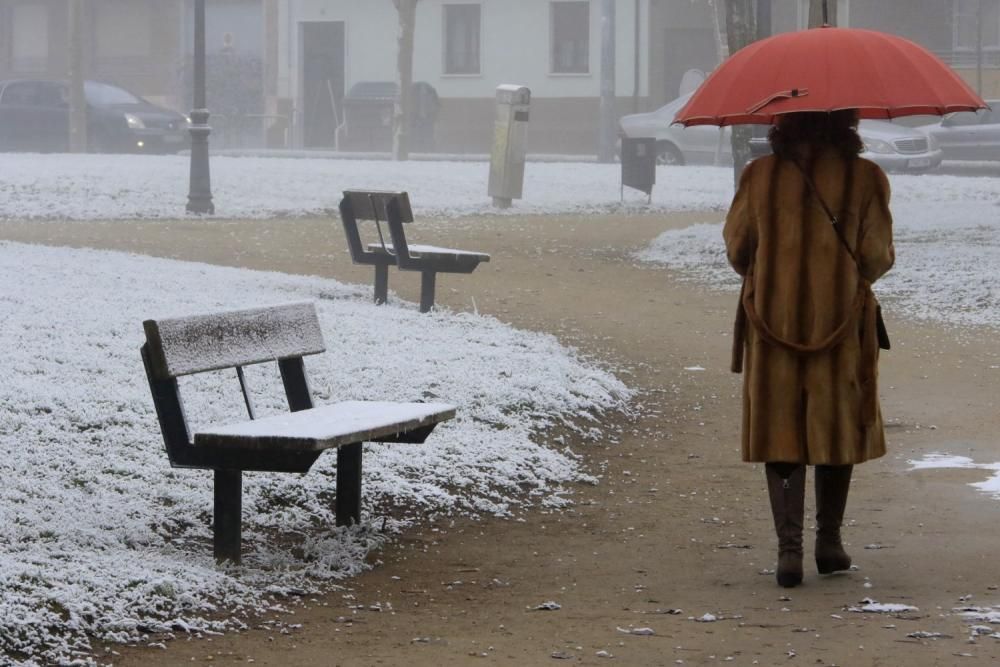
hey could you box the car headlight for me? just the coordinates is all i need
[926,133,939,151]
[863,138,895,154]
[125,113,145,130]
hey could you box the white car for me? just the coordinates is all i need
[619,92,943,173]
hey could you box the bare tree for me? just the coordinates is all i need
[68,0,88,153]
[808,0,837,28]
[392,0,419,161]
[725,0,756,185]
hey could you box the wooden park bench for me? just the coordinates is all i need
[141,301,455,563]
[338,190,490,313]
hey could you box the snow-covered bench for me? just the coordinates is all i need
[140,301,455,563]
[338,190,490,312]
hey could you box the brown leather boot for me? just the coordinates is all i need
[815,464,853,574]
[765,464,805,588]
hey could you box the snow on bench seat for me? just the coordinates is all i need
[195,400,456,452]
[367,243,491,262]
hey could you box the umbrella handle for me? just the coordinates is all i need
[746,88,810,115]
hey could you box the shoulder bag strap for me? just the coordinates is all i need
[791,158,861,271]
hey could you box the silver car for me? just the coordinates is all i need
[919,102,1000,162]
[619,92,943,173]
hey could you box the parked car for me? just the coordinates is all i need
[0,79,189,154]
[919,102,1000,162]
[619,92,943,173]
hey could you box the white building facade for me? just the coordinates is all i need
[275,0,651,153]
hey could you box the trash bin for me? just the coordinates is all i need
[342,81,439,152]
[488,84,531,208]
[621,137,656,199]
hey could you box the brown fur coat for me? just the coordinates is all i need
[724,148,894,465]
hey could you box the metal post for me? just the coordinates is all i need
[632,0,640,114]
[598,0,616,163]
[213,469,242,563]
[977,0,984,96]
[336,443,363,526]
[187,0,215,215]
[374,263,389,305]
[68,0,87,153]
[419,271,436,313]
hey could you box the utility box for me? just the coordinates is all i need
[488,85,531,208]
[621,137,656,199]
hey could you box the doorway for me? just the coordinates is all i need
[301,21,345,148]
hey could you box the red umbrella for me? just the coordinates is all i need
[675,26,988,127]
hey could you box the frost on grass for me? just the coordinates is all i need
[0,243,632,665]
[636,174,1000,330]
[0,154,729,221]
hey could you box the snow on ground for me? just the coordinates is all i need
[909,454,1000,499]
[0,153,728,220]
[636,171,1000,329]
[0,242,632,665]
[2,154,997,330]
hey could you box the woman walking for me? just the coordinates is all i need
[723,110,894,588]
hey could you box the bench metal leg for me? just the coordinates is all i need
[336,443,363,527]
[419,271,436,313]
[374,264,389,305]
[214,469,242,564]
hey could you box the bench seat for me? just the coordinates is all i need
[367,243,491,263]
[195,400,456,452]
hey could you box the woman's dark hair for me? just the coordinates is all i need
[768,109,864,160]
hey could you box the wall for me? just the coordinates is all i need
[283,0,650,153]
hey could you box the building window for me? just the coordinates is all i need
[954,0,1000,51]
[551,1,589,74]
[444,4,481,75]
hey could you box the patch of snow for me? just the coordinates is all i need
[909,454,1000,500]
[849,598,919,614]
[635,173,1000,330]
[0,242,632,664]
[0,154,729,221]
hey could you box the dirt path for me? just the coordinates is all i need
[3,212,1000,666]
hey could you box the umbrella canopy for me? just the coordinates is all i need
[675,26,988,127]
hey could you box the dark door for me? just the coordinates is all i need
[302,21,345,148]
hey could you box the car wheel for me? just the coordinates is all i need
[656,142,684,166]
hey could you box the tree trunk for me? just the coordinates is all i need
[68,0,88,153]
[393,0,418,161]
[725,0,756,186]
[808,0,837,28]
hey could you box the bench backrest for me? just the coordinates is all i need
[339,190,414,265]
[141,301,326,471]
[143,301,325,379]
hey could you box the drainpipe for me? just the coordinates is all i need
[632,0,640,114]
[598,0,616,163]
[977,0,984,96]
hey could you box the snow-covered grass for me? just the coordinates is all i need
[636,172,1000,329]
[0,242,632,665]
[0,153,727,220]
